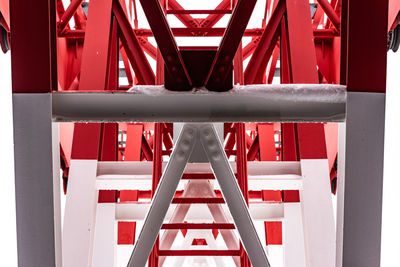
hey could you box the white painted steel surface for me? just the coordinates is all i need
[283,203,307,267]
[92,204,117,267]
[127,124,197,267]
[62,160,98,267]
[12,94,62,267]
[199,124,270,267]
[52,84,346,122]
[336,92,386,267]
[300,159,336,267]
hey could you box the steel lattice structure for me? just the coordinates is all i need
[1,0,399,266]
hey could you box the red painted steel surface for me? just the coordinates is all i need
[205,0,257,91]
[265,221,283,245]
[346,0,388,93]
[10,0,57,93]
[118,221,136,245]
[159,249,241,256]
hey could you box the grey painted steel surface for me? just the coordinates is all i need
[127,124,197,267]
[336,92,385,267]
[12,94,61,267]
[199,124,270,267]
[128,124,270,267]
[52,84,346,122]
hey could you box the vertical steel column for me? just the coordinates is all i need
[337,0,388,265]
[12,95,62,267]
[10,0,60,265]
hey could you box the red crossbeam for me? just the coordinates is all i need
[167,10,232,15]
[58,0,83,32]
[161,223,235,230]
[199,0,232,28]
[172,197,225,204]
[316,0,340,31]
[181,173,215,180]
[159,250,241,256]
[60,28,337,38]
[167,0,200,28]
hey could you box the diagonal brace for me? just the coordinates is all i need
[127,124,270,267]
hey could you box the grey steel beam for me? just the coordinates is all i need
[128,124,270,267]
[127,124,197,267]
[12,93,62,267]
[199,124,270,267]
[336,92,386,267]
[52,84,346,122]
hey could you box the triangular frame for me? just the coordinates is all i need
[127,123,270,267]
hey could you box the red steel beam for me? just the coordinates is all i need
[346,0,388,92]
[119,46,134,85]
[283,0,327,160]
[148,123,163,266]
[141,135,153,161]
[58,0,83,33]
[79,0,113,91]
[137,37,157,59]
[73,4,87,30]
[200,0,232,28]
[242,37,260,60]
[113,0,155,85]
[244,0,285,85]
[139,0,192,90]
[159,250,241,257]
[167,10,232,15]
[167,0,200,28]
[247,135,260,162]
[10,0,57,93]
[161,223,235,230]
[60,27,338,39]
[266,44,280,84]
[205,0,257,91]
[171,197,225,204]
[316,0,340,31]
[181,173,215,180]
[236,123,251,266]
[135,190,266,200]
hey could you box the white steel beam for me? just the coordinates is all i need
[62,160,98,267]
[283,203,307,267]
[336,92,386,267]
[116,202,284,221]
[127,124,271,267]
[199,124,270,267]
[12,93,62,267]
[52,84,346,122]
[96,174,303,191]
[127,124,197,267]
[97,161,302,176]
[300,159,335,267]
[92,204,117,267]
